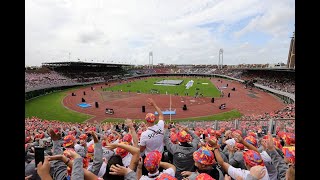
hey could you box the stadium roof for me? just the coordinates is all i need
[42,61,134,67]
[238,68,295,72]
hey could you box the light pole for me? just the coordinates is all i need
[219,49,223,69]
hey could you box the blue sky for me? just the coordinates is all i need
[26,0,295,66]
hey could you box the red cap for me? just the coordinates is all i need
[235,143,244,150]
[145,113,156,123]
[63,135,76,147]
[116,142,129,158]
[79,134,87,140]
[193,147,215,165]
[243,150,264,167]
[177,130,191,143]
[122,134,132,143]
[196,173,215,180]
[25,137,31,143]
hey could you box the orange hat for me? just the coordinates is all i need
[39,133,45,139]
[203,130,208,136]
[243,150,264,167]
[53,128,59,134]
[68,131,75,135]
[170,132,178,144]
[177,130,191,143]
[220,128,225,133]
[144,150,162,172]
[215,130,221,137]
[87,144,95,160]
[116,142,129,158]
[63,135,76,147]
[102,140,107,147]
[282,146,295,164]
[193,147,215,165]
[263,135,283,150]
[235,143,244,150]
[79,134,87,140]
[196,173,215,180]
[205,136,218,150]
[209,129,215,135]
[247,132,256,138]
[107,134,115,143]
[25,137,31,143]
[235,130,242,136]
[244,136,257,147]
[156,173,177,180]
[122,134,132,143]
[88,144,94,153]
[282,133,295,146]
[145,113,156,123]
[82,157,89,169]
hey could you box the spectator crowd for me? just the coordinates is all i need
[25,98,295,180]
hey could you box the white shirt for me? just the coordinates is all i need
[122,153,133,168]
[139,120,164,156]
[98,162,107,177]
[227,165,270,180]
[74,144,84,153]
[139,168,175,180]
[102,147,115,160]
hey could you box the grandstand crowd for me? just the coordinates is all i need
[25,72,78,91]
[25,98,295,180]
[25,64,295,94]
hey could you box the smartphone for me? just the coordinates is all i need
[34,147,45,167]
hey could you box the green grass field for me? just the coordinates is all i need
[103,77,221,97]
[25,88,92,122]
[102,109,242,123]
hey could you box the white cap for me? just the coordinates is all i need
[225,138,236,147]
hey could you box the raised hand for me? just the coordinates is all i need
[138,157,143,169]
[207,137,218,148]
[37,157,51,179]
[225,130,232,138]
[109,164,132,176]
[233,133,243,143]
[125,119,133,128]
[49,129,61,141]
[64,149,81,159]
[224,174,232,180]
[147,98,156,106]
[87,130,98,141]
[260,139,267,150]
[106,143,118,150]
[181,171,192,177]
[249,165,266,179]
[266,132,275,151]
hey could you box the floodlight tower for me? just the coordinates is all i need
[218,48,224,69]
[149,51,153,69]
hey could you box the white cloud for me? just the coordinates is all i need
[25,0,294,66]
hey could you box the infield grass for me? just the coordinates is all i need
[25,88,92,122]
[103,77,220,97]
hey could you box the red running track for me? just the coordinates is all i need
[62,77,285,123]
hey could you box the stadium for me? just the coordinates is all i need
[25,58,295,179]
[25,1,295,180]
[26,62,294,122]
